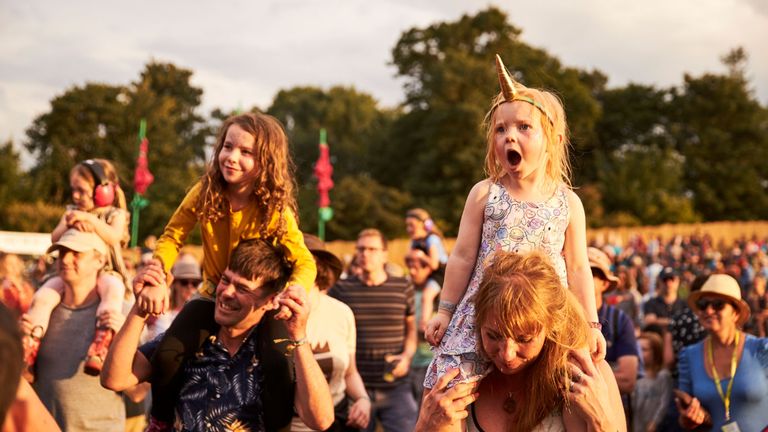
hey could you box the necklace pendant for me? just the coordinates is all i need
[503,394,516,414]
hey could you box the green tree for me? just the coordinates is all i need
[0,140,22,213]
[669,49,768,220]
[390,7,602,233]
[267,86,397,237]
[22,61,208,239]
[595,145,698,225]
[321,175,412,240]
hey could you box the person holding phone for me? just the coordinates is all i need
[676,274,768,430]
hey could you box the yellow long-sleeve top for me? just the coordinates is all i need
[154,181,316,298]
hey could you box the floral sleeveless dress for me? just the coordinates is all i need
[424,181,569,388]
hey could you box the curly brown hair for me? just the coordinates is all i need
[475,250,589,432]
[195,113,298,237]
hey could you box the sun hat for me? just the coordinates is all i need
[46,229,108,256]
[171,260,202,282]
[302,233,343,285]
[688,274,750,326]
[587,247,619,289]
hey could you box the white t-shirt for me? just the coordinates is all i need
[291,291,356,431]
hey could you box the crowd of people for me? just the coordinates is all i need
[1,53,768,432]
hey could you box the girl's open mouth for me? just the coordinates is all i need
[507,150,521,166]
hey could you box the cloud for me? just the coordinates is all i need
[1,0,766,154]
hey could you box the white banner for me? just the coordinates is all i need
[0,231,52,255]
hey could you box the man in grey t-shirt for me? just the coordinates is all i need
[31,229,125,431]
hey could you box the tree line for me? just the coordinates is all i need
[2,7,766,241]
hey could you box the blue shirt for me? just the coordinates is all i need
[678,334,768,431]
[598,304,640,364]
[141,330,266,432]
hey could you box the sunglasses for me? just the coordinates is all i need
[176,279,200,287]
[695,298,730,312]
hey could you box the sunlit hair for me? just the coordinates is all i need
[483,87,571,192]
[639,332,664,375]
[405,208,443,238]
[195,113,298,237]
[475,250,588,432]
[228,239,291,297]
[70,158,128,210]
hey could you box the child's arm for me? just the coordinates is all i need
[154,183,202,275]
[420,281,441,332]
[425,235,443,271]
[51,213,69,242]
[275,208,316,293]
[563,190,599,321]
[66,209,125,246]
[425,180,488,346]
[563,190,606,359]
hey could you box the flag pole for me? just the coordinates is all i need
[130,118,154,247]
[314,128,334,241]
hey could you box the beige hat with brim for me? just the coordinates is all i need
[688,274,750,327]
[46,229,108,256]
[588,247,620,289]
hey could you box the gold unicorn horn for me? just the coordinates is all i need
[496,54,516,101]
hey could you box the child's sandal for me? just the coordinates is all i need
[21,325,44,382]
[84,327,115,376]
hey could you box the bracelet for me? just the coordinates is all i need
[438,300,457,314]
[273,337,308,354]
[588,321,603,330]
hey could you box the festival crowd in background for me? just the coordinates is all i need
[2,54,768,432]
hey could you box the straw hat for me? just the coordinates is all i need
[688,274,750,326]
[587,247,620,289]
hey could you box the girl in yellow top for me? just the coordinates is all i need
[136,112,316,429]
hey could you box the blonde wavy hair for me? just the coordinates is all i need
[195,113,297,237]
[475,250,589,431]
[483,87,572,193]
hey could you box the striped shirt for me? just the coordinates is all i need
[330,275,415,389]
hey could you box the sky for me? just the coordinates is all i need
[1,0,766,166]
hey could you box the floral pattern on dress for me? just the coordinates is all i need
[424,181,569,388]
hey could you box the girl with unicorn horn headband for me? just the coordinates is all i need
[424,54,605,389]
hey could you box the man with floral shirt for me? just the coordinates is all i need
[102,239,333,432]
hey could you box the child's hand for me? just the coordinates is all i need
[589,327,606,362]
[66,210,96,232]
[136,283,169,316]
[273,284,304,320]
[275,285,309,340]
[425,312,451,346]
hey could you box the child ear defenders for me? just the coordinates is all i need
[82,159,115,207]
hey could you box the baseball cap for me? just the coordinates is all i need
[660,267,678,280]
[46,229,108,256]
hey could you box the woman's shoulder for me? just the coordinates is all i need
[679,340,705,359]
[744,334,768,356]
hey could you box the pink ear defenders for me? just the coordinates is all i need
[81,159,115,207]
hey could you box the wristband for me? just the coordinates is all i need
[588,321,603,330]
[274,337,308,354]
[438,300,457,314]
